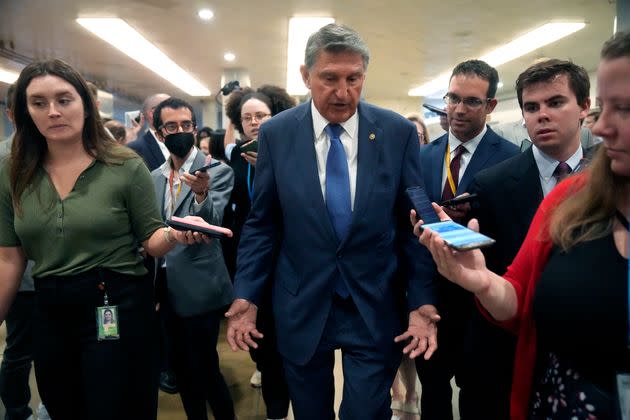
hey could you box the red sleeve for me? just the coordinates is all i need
[477,174,588,333]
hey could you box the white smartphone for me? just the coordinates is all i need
[124,110,141,128]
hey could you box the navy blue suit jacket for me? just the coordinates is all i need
[420,126,519,203]
[127,130,165,171]
[233,101,436,365]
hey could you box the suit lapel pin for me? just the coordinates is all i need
[369,133,376,141]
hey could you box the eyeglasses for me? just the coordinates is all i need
[160,120,195,134]
[443,94,491,109]
[241,113,271,124]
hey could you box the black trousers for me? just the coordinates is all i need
[415,284,514,420]
[33,269,159,420]
[250,303,290,419]
[0,291,35,420]
[164,302,235,420]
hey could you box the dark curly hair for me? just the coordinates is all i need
[225,85,296,135]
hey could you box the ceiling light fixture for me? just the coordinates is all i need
[76,18,211,96]
[0,68,19,85]
[286,17,335,95]
[198,9,214,21]
[408,22,586,97]
[224,52,236,62]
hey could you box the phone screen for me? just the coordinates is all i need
[421,220,495,251]
[405,186,440,224]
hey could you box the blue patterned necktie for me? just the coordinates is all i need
[325,123,351,298]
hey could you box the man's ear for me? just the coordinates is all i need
[486,98,498,114]
[579,98,591,120]
[300,65,311,90]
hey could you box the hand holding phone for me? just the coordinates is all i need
[406,186,493,250]
[167,216,233,239]
[189,161,221,174]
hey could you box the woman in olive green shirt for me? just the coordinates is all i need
[0,59,206,420]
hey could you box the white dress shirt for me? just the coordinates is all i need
[311,101,359,210]
[441,126,487,192]
[532,144,583,197]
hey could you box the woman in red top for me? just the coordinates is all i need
[415,31,630,420]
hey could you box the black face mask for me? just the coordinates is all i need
[164,132,194,158]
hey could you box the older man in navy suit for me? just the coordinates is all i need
[417,60,519,420]
[127,93,170,171]
[226,23,439,419]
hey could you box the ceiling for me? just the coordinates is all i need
[0,0,619,108]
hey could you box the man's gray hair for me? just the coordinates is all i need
[304,23,370,70]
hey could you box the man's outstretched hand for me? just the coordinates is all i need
[225,298,263,351]
[394,304,440,360]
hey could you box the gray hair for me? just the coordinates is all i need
[304,23,370,70]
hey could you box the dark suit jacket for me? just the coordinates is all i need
[233,101,436,365]
[151,153,235,317]
[468,147,542,275]
[128,130,166,171]
[420,126,519,203]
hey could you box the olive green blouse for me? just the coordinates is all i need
[0,157,164,278]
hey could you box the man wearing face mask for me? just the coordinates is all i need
[151,97,237,419]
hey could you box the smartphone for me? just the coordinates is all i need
[405,186,494,251]
[405,186,440,224]
[189,161,221,174]
[440,193,478,207]
[124,110,141,128]
[166,216,233,239]
[240,139,258,153]
[420,220,495,251]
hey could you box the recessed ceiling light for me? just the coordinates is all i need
[286,17,335,95]
[409,22,586,97]
[224,52,236,62]
[198,9,214,21]
[77,18,210,96]
[497,82,504,89]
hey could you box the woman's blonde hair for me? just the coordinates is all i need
[549,147,621,251]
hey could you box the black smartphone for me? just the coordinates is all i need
[440,193,478,207]
[405,186,440,224]
[240,139,258,153]
[166,216,233,239]
[189,161,221,174]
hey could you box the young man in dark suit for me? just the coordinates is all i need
[417,59,519,420]
[226,23,439,419]
[462,59,592,419]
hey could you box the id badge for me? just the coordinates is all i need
[96,305,120,341]
[617,373,630,420]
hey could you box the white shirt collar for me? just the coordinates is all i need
[150,128,170,160]
[532,143,583,181]
[447,125,487,156]
[160,147,199,180]
[311,100,358,140]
